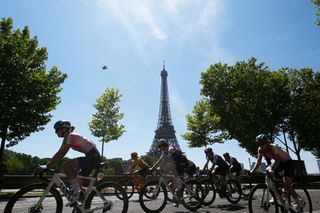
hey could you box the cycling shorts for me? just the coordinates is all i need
[77,148,101,176]
[274,159,294,178]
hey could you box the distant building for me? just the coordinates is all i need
[317,160,320,173]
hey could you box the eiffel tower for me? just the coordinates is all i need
[148,62,182,157]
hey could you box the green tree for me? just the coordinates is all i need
[0,18,67,164]
[105,158,124,175]
[89,88,125,159]
[312,0,320,26]
[184,58,320,160]
[182,98,229,147]
[283,68,320,157]
[197,58,290,155]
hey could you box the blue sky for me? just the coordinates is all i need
[1,0,320,173]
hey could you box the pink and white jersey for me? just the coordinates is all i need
[63,132,96,153]
[258,144,291,162]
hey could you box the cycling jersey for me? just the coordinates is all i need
[258,144,291,162]
[63,132,96,153]
[207,154,229,171]
[132,157,149,169]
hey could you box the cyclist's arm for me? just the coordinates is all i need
[202,159,209,171]
[272,160,280,171]
[250,154,262,173]
[150,156,164,170]
[126,163,134,173]
[47,144,70,168]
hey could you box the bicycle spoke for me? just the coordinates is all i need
[4,183,63,213]
[85,182,128,213]
[248,184,278,213]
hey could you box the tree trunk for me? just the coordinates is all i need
[0,126,8,164]
[101,141,105,161]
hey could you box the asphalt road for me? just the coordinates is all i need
[1,189,319,213]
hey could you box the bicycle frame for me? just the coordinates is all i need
[261,173,290,211]
[33,173,108,213]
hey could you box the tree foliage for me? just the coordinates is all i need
[89,88,125,159]
[182,98,229,147]
[285,68,320,156]
[312,0,320,26]
[0,18,67,163]
[184,58,320,158]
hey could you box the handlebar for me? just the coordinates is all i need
[33,165,56,181]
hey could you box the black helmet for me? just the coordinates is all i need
[157,139,168,148]
[204,147,213,154]
[255,134,269,144]
[54,120,71,130]
[223,152,230,157]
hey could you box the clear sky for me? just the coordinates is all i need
[1,0,320,173]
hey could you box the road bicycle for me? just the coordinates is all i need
[4,164,128,213]
[248,170,312,213]
[117,172,153,200]
[138,170,203,213]
[198,170,242,206]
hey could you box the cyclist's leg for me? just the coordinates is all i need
[64,159,81,194]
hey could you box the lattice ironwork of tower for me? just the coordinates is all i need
[148,63,182,157]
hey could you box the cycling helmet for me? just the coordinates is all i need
[168,146,177,153]
[157,139,168,148]
[54,120,71,130]
[204,147,213,154]
[131,152,138,159]
[223,152,230,157]
[255,134,269,144]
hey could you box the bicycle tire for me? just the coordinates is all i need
[180,179,203,211]
[139,180,167,213]
[166,178,175,203]
[225,179,242,204]
[241,182,253,197]
[289,182,312,213]
[4,182,63,213]
[85,181,128,213]
[248,183,279,213]
[118,178,135,199]
[199,178,216,206]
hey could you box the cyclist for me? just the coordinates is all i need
[125,152,149,191]
[168,146,188,177]
[203,147,229,197]
[250,134,304,211]
[38,120,100,206]
[168,146,197,179]
[150,139,183,207]
[223,152,242,177]
[185,159,197,179]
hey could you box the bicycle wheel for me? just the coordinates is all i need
[199,178,216,206]
[139,180,167,213]
[85,181,128,213]
[180,179,203,211]
[225,179,242,204]
[248,183,279,213]
[241,182,253,197]
[166,178,175,203]
[288,183,312,213]
[4,182,63,213]
[118,178,135,200]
